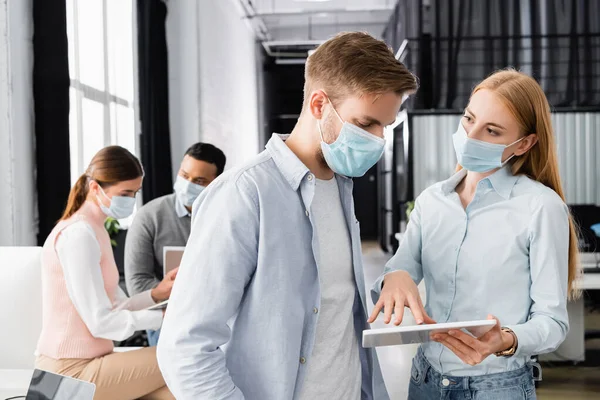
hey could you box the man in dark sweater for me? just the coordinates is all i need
[125,142,226,346]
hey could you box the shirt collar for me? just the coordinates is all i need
[440,166,518,199]
[441,169,467,195]
[265,134,311,190]
[174,194,191,218]
[486,166,519,199]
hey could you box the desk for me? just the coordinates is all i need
[0,369,33,399]
[540,254,600,362]
[0,348,139,399]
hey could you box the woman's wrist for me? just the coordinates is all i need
[151,287,165,303]
[494,327,518,357]
[500,330,515,351]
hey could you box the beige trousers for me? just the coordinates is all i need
[35,347,174,400]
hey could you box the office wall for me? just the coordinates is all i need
[166,0,260,174]
[0,0,37,246]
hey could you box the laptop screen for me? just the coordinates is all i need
[26,369,95,400]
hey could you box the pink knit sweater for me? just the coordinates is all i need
[36,201,119,359]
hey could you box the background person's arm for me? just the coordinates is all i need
[157,176,258,400]
[57,222,163,341]
[125,208,161,296]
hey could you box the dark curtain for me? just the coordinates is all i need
[383,0,600,110]
[382,0,421,52]
[33,0,71,245]
[137,0,173,203]
[427,0,600,109]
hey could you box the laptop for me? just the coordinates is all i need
[25,369,95,400]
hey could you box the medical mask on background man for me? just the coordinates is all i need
[97,185,137,219]
[318,98,386,178]
[173,175,205,207]
[452,121,526,173]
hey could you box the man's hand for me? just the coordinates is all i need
[431,315,515,366]
[151,267,179,303]
[368,270,435,326]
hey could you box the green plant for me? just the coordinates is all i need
[104,217,121,247]
[405,200,415,221]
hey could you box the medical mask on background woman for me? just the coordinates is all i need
[97,185,136,219]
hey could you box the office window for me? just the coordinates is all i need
[66,0,138,185]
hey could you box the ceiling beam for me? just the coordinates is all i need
[246,6,394,19]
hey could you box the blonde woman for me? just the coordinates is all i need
[370,70,579,400]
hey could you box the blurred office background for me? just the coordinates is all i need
[0,0,599,398]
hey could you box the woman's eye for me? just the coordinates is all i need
[487,128,499,136]
[462,115,472,122]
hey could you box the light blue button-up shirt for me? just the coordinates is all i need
[372,166,570,376]
[158,134,388,400]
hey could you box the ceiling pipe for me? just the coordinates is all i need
[236,0,271,41]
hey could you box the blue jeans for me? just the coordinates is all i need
[409,348,536,400]
[147,329,161,347]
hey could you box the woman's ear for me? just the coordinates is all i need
[88,179,100,196]
[515,134,538,156]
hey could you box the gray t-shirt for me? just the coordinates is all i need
[125,193,191,295]
[298,177,361,400]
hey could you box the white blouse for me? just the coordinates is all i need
[56,221,163,342]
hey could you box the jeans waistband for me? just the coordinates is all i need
[414,347,534,391]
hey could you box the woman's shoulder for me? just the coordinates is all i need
[515,175,567,211]
[417,178,453,203]
[57,219,98,243]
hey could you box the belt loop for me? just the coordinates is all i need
[529,361,543,382]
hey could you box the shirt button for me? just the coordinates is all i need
[313,307,319,314]
[307,174,314,181]
[442,378,450,387]
[300,357,306,364]
[305,210,309,217]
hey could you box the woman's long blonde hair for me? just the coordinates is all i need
[469,69,580,300]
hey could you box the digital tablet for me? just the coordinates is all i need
[163,246,185,276]
[145,300,168,311]
[27,369,96,399]
[362,319,496,348]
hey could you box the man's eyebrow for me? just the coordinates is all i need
[360,116,383,126]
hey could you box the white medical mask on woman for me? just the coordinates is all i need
[96,185,136,219]
[452,121,527,173]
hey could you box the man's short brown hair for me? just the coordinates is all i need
[304,32,418,106]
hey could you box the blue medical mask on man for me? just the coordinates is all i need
[318,98,386,178]
[97,185,136,219]
[174,175,205,207]
[452,121,526,173]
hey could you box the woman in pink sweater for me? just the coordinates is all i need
[36,146,176,400]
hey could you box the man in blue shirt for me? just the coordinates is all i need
[157,32,418,400]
